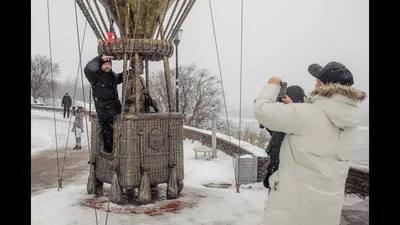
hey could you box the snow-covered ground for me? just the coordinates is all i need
[31,109,91,155]
[31,109,365,225]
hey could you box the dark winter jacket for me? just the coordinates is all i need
[84,55,123,122]
[61,95,72,108]
[263,129,285,188]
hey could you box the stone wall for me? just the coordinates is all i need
[345,167,369,197]
[31,105,369,197]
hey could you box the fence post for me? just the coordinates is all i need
[212,115,217,158]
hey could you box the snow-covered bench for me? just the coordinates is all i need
[193,146,213,160]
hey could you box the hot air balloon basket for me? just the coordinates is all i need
[98,39,174,61]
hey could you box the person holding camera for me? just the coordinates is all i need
[254,62,366,225]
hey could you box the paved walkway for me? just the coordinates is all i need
[340,199,369,225]
[31,148,89,193]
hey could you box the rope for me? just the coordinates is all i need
[105,8,117,36]
[55,3,89,190]
[105,1,142,224]
[120,0,132,111]
[122,0,142,113]
[145,59,149,89]
[165,0,187,40]
[163,55,173,112]
[168,0,196,42]
[237,0,244,193]
[208,0,241,192]
[61,21,88,183]
[162,0,181,40]
[113,0,121,24]
[92,0,109,33]
[207,0,231,143]
[157,17,173,112]
[75,0,103,41]
[142,0,151,39]
[85,0,106,40]
[73,5,92,159]
[71,2,99,224]
[156,0,172,39]
[135,53,142,113]
[45,0,61,192]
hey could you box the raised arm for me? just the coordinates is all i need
[84,55,102,83]
[254,81,306,134]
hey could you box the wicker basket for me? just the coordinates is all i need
[90,113,184,188]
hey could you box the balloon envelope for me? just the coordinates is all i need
[98,0,175,39]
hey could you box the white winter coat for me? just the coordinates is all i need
[254,83,366,225]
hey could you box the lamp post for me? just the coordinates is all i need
[173,29,183,113]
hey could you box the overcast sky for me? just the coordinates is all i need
[31,0,369,120]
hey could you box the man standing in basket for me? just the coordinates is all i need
[84,54,123,153]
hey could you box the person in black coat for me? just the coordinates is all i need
[61,93,72,118]
[263,85,307,189]
[84,55,123,153]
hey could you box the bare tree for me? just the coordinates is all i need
[215,118,238,136]
[150,64,222,128]
[31,55,61,103]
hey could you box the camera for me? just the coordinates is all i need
[278,81,288,101]
[256,81,288,130]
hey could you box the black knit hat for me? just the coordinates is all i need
[101,57,112,66]
[286,85,306,103]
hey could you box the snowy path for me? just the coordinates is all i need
[31,109,91,156]
[31,147,89,194]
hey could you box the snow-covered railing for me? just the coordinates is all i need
[31,105,64,114]
[31,105,96,116]
[183,126,268,157]
[183,126,269,182]
[30,105,368,196]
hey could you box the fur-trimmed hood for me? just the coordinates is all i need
[309,84,366,129]
[310,84,366,102]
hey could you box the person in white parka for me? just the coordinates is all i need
[254,62,366,225]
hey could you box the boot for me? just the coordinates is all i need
[73,145,78,150]
[76,145,81,150]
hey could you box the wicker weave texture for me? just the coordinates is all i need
[91,113,184,188]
